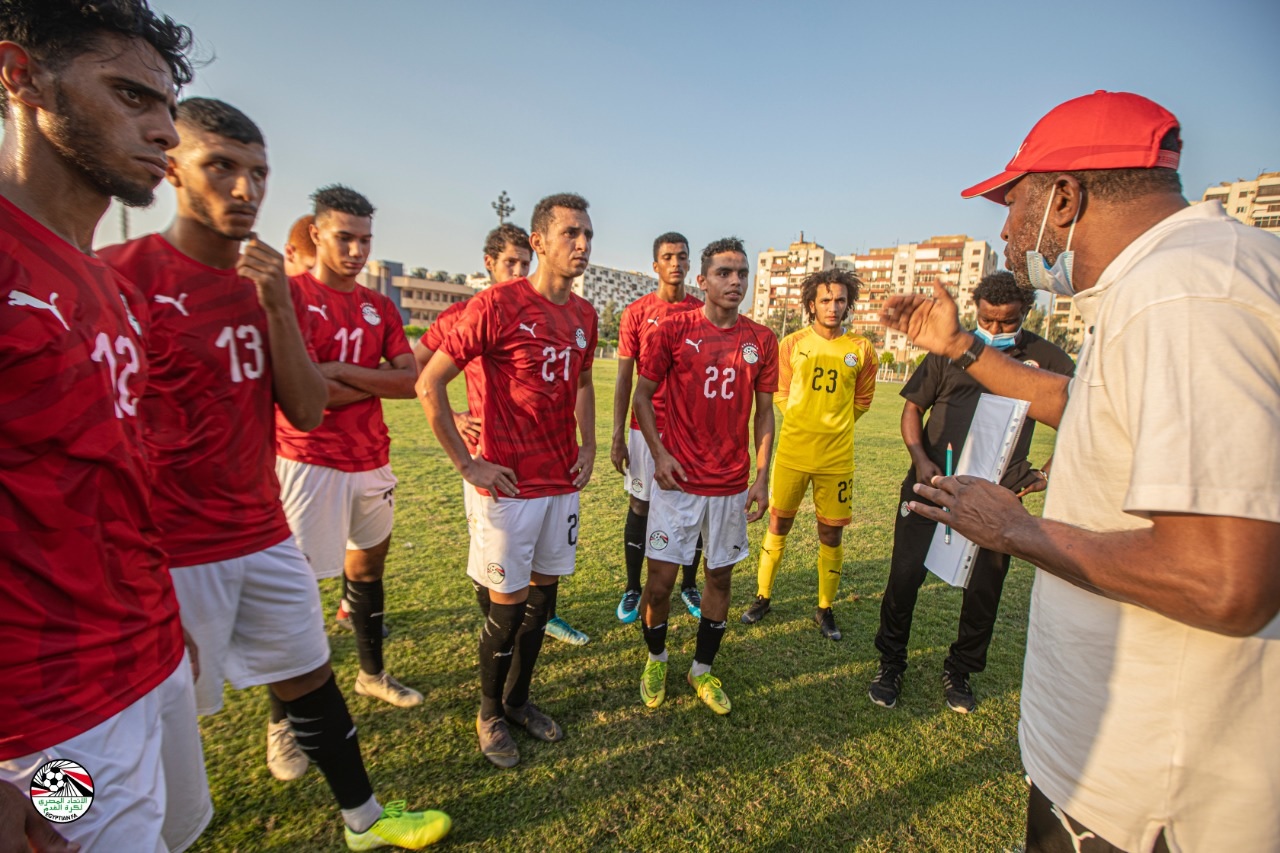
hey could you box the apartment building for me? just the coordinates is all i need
[1199,171,1280,236]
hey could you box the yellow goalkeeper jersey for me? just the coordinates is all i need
[774,326,877,473]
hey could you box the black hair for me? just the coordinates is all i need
[801,269,861,322]
[700,237,746,274]
[972,271,1034,311]
[652,231,689,261]
[530,192,588,236]
[484,223,531,259]
[1025,127,1183,202]
[311,184,375,220]
[0,0,194,118]
[176,97,263,146]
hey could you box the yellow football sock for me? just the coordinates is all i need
[817,543,843,609]
[756,531,787,598]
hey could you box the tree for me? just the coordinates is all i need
[430,270,449,282]
[879,351,895,367]
[862,327,882,347]
[492,190,514,224]
[452,273,467,285]
[1024,307,1046,336]
[960,314,977,332]
[598,300,620,342]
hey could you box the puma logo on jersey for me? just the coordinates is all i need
[646,318,660,326]
[154,293,190,316]
[1050,805,1097,853]
[684,338,702,352]
[519,322,538,337]
[8,290,69,330]
[307,304,329,321]
[119,294,142,335]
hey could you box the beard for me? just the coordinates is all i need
[1007,187,1070,290]
[185,188,253,241]
[48,86,157,208]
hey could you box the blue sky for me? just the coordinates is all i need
[103,0,1279,277]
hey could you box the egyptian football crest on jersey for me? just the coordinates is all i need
[741,343,760,364]
[649,531,669,551]
[486,562,506,584]
[844,352,858,368]
[575,328,587,349]
[30,759,94,823]
[361,303,381,325]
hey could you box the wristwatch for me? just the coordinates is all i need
[950,334,985,371]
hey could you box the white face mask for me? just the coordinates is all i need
[1025,189,1080,296]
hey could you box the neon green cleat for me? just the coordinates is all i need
[640,659,667,708]
[687,670,731,715]
[344,800,451,850]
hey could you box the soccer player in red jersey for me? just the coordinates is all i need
[633,238,778,715]
[610,232,705,624]
[0,4,211,851]
[419,193,599,768]
[276,184,424,711]
[284,213,316,277]
[102,100,449,850]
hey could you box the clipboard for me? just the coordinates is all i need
[924,393,1030,588]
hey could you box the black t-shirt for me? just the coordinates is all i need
[900,330,1075,491]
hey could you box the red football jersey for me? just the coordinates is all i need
[100,234,298,566]
[0,196,182,759]
[617,291,703,432]
[440,278,598,498]
[422,299,479,453]
[276,273,412,472]
[639,310,778,496]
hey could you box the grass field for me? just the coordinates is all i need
[192,365,1056,852]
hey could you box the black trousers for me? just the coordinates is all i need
[874,477,1011,675]
[1026,783,1170,852]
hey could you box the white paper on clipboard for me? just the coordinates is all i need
[924,393,1030,588]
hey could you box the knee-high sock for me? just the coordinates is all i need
[681,535,703,590]
[268,686,287,724]
[504,583,557,709]
[642,617,669,657]
[479,600,526,720]
[472,581,491,617]
[282,674,374,813]
[693,616,727,669]
[624,509,647,592]
[817,543,843,609]
[756,531,788,598]
[344,578,384,676]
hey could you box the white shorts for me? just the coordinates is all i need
[645,487,750,569]
[170,537,331,715]
[623,428,656,501]
[467,492,579,594]
[276,457,397,580]
[0,656,213,853]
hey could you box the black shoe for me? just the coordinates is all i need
[868,665,904,708]
[814,607,842,641]
[740,595,771,624]
[942,670,976,714]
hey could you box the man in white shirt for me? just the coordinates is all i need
[881,90,1280,853]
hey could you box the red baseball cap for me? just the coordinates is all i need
[962,91,1181,204]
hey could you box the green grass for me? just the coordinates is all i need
[192,365,1054,852]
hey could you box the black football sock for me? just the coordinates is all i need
[344,578,384,676]
[268,687,287,724]
[281,674,374,811]
[681,536,704,590]
[624,509,647,592]
[504,583,557,710]
[472,581,492,617]
[693,616,728,668]
[479,600,525,720]
[642,617,669,657]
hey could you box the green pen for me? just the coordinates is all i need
[944,442,953,544]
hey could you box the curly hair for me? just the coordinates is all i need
[176,98,263,146]
[0,0,195,118]
[652,231,689,261]
[483,223,531,260]
[530,192,589,236]
[311,184,375,220]
[699,237,746,274]
[801,269,861,323]
[971,270,1034,311]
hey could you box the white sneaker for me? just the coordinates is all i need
[266,719,308,781]
[355,671,424,708]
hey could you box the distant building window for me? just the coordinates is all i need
[1237,206,1248,213]
[1239,191,1249,198]
[1253,215,1280,229]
